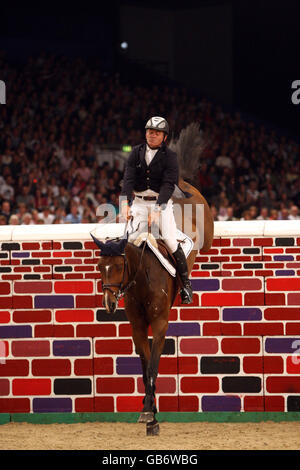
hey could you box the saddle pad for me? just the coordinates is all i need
[131,230,194,277]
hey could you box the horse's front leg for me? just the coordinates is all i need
[139,317,168,424]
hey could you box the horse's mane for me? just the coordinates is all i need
[168,122,205,189]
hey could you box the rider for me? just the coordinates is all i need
[120,116,193,304]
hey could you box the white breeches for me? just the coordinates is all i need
[129,198,179,253]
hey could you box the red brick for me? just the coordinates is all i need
[96,377,134,394]
[53,325,74,337]
[0,282,11,295]
[264,396,285,411]
[94,396,114,412]
[12,378,51,395]
[118,324,132,336]
[65,259,82,265]
[233,238,252,247]
[210,256,230,262]
[201,293,242,306]
[12,340,50,357]
[0,296,13,308]
[95,339,133,355]
[179,395,199,411]
[0,398,30,412]
[55,309,93,323]
[233,270,253,277]
[158,357,178,374]
[221,338,261,354]
[12,296,32,309]
[76,324,116,337]
[221,323,242,335]
[54,280,94,294]
[221,248,241,255]
[222,278,262,291]
[158,396,179,412]
[74,359,94,376]
[180,307,219,321]
[219,238,231,246]
[0,311,10,323]
[181,377,219,393]
[243,356,263,374]
[231,256,251,262]
[76,295,97,308]
[244,292,265,305]
[266,376,300,393]
[267,278,300,291]
[264,356,284,374]
[265,293,286,305]
[14,281,52,294]
[13,309,52,323]
[244,396,264,412]
[53,242,62,249]
[288,293,300,305]
[286,323,300,334]
[223,263,242,269]
[202,322,222,336]
[191,271,210,277]
[75,397,94,412]
[42,259,63,265]
[22,242,41,250]
[0,359,29,376]
[31,252,51,258]
[243,322,284,336]
[286,248,300,253]
[116,396,144,412]
[255,270,274,277]
[0,379,9,396]
[32,359,71,376]
[265,262,284,268]
[264,248,284,254]
[286,356,300,374]
[178,357,198,374]
[34,325,54,337]
[93,357,114,375]
[53,251,72,257]
[253,238,273,246]
[180,338,218,354]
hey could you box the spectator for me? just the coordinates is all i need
[38,207,55,224]
[288,205,300,220]
[257,207,269,220]
[65,202,82,224]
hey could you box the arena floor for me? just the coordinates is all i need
[1,421,300,450]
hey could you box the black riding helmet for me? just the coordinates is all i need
[145,116,169,135]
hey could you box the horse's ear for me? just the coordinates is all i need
[90,233,106,250]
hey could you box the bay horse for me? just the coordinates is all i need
[92,179,214,434]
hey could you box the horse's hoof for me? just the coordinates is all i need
[138,412,154,423]
[146,420,160,436]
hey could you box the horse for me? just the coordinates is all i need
[93,179,214,435]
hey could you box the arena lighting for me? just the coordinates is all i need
[122,145,132,152]
[120,41,128,50]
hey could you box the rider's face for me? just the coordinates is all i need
[146,129,166,148]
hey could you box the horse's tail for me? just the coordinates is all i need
[168,122,205,188]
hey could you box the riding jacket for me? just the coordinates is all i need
[121,143,179,207]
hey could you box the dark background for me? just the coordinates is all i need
[1,0,299,135]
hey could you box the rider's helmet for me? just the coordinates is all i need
[145,116,169,135]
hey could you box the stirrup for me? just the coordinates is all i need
[180,284,193,304]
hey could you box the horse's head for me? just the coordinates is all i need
[91,234,128,314]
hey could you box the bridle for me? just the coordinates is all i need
[100,240,147,302]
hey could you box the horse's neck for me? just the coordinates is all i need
[125,243,143,281]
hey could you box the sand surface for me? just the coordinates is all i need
[0,421,299,450]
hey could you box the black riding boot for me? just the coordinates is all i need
[172,244,193,304]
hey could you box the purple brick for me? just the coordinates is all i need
[12,252,30,258]
[265,337,300,354]
[116,357,142,375]
[223,308,262,321]
[274,255,294,261]
[275,270,295,276]
[33,398,72,413]
[53,340,91,357]
[35,295,74,309]
[191,279,219,291]
[0,325,32,338]
[167,322,200,336]
[202,395,241,412]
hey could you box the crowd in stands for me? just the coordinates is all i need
[0,50,299,225]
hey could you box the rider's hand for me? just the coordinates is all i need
[121,201,131,221]
[148,206,161,227]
